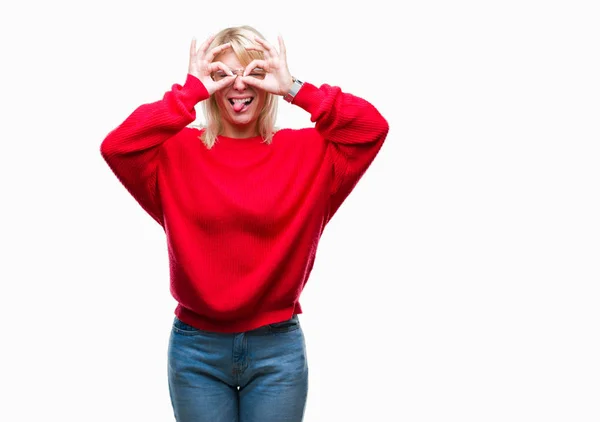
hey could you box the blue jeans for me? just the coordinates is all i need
[167,315,309,422]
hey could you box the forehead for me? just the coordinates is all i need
[214,50,244,68]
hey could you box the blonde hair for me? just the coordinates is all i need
[200,25,278,149]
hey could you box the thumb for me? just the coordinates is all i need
[215,75,237,91]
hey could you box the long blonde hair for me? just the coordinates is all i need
[200,25,278,149]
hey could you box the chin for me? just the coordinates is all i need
[228,114,255,126]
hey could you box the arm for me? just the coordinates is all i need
[293,82,390,220]
[100,36,236,226]
[100,75,208,226]
[241,35,389,221]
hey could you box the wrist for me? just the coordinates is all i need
[283,76,303,103]
[281,77,294,95]
[181,74,210,105]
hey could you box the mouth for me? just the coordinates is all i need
[229,97,254,112]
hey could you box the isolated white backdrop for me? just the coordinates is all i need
[1,0,599,421]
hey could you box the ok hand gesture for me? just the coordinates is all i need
[188,35,236,95]
[241,35,294,97]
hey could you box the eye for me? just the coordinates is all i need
[249,68,266,79]
[212,71,228,81]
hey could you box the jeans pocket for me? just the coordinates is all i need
[172,317,202,336]
[268,315,300,333]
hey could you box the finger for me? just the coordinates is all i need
[197,34,216,56]
[209,61,234,75]
[245,44,270,60]
[254,36,278,57]
[189,38,197,68]
[245,44,266,53]
[204,42,232,62]
[190,38,197,57]
[240,75,264,90]
[215,74,238,90]
[243,59,268,76]
[278,35,287,60]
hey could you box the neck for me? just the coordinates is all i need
[221,123,259,139]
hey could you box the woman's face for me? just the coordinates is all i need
[212,50,267,138]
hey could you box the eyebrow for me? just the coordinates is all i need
[214,67,266,74]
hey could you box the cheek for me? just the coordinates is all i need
[214,95,232,115]
[254,93,267,111]
[215,93,227,108]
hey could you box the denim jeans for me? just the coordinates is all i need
[167,314,309,422]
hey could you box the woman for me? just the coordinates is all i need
[100,25,388,422]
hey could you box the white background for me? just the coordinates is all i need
[1,0,599,421]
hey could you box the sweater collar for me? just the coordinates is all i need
[213,134,268,150]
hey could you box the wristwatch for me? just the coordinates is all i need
[283,77,303,103]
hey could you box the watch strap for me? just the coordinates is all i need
[283,77,303,103]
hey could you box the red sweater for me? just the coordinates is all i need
[100,74,388,333]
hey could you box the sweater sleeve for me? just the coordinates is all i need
[100,74,209,226]
[292,82,389,221]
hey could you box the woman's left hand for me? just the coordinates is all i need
[241,35,294,96]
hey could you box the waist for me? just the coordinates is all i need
[175,303,303,334]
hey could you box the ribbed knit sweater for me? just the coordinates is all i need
[100,74,389,332]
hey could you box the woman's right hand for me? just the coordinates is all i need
[188,35,235,95]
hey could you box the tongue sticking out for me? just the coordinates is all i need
[233,102,245,112]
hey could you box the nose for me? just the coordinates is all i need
[233,75,247,91]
